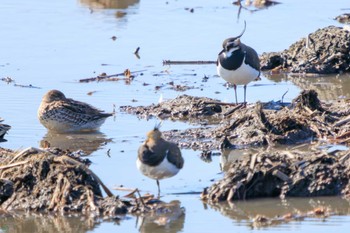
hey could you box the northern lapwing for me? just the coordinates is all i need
[137,124,184,196]
[38,90,113,133]
[217,21,260,104]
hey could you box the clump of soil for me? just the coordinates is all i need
[121,90,350,150]
[260,25,350,74]
[120,94,228,125]
[0,147,182,220]
[201,148,350,202]
[0,147,127,217]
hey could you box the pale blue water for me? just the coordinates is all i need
[1,0,350,232]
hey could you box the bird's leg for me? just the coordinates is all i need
[243,85,247,105]
[156,179,160,197]
[234,84,238,104]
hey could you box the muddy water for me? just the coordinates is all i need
[1,0,350,232]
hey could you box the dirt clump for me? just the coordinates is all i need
[0,147,127,218]
[121,90,350,150]
[0,147,182,220]
[260,25,350,74]
[202,148,350,202]
[120,94,228,125]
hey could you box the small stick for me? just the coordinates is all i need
[202,101,240,106]
[281,89,289,104]
[0,161,29,171]
[162,60,216,65]
[79,69,146,83]
[55,155,114,197]
[114,186,140,192]
[134,47,140,59]
[9,147,44,164]
[224,104,245,117]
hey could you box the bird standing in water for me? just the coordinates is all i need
[38,90,113,133]
[217,21,260,104]
[137,124,184,196]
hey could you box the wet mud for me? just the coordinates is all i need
[3,88,350,219]
[121,89,350,202]
[201,147,350,202]
[260,25,350,74]
[0,147,183,222]
[121,90,350,151]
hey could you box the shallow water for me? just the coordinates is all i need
[1,0,350,232]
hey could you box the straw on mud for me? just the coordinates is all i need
[54,155,114,197]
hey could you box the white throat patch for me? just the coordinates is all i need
[224,46,240,58]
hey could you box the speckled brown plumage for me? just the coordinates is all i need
[38,90,113,133]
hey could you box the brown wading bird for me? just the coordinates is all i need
[38,90,113,133]
[137,124,184,196]
[217,21,260,104]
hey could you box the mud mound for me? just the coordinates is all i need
[202,149,350,202]
[0,147,186,222]
[212,90,332,147]
[121,90,350,150]
[120,94,229,125]
[260,25,350,74]
[0,147,127,217]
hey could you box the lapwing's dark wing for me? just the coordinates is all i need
[166,142,184,169]
[241,43,260,72]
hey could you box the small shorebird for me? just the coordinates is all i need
[217,21,260,104]
[137,124,184,196]
[38,90,113,133]
[0,118,11,140]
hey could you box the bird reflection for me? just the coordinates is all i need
[136,200,185,233]
[40,131,112,155]
[80,0,139,10]
[206,196,350,225]
[264,72,350,101]
[0,214,96,233]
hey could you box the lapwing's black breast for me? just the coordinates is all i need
[138,144,166,167]
[218,49,245,71]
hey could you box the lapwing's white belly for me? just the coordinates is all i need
[217,61,259,86]
[136,157,180,180]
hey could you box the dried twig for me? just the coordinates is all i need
[79,69,146,83]
[54,155,114,197]
[162,60,216,65]
[0,161,29,171]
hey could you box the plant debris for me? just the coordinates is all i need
[201,147,350,202]
[0,147,183,221]
[260,25,350,74]
[79,69,145,83]
[121,90,350,150]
